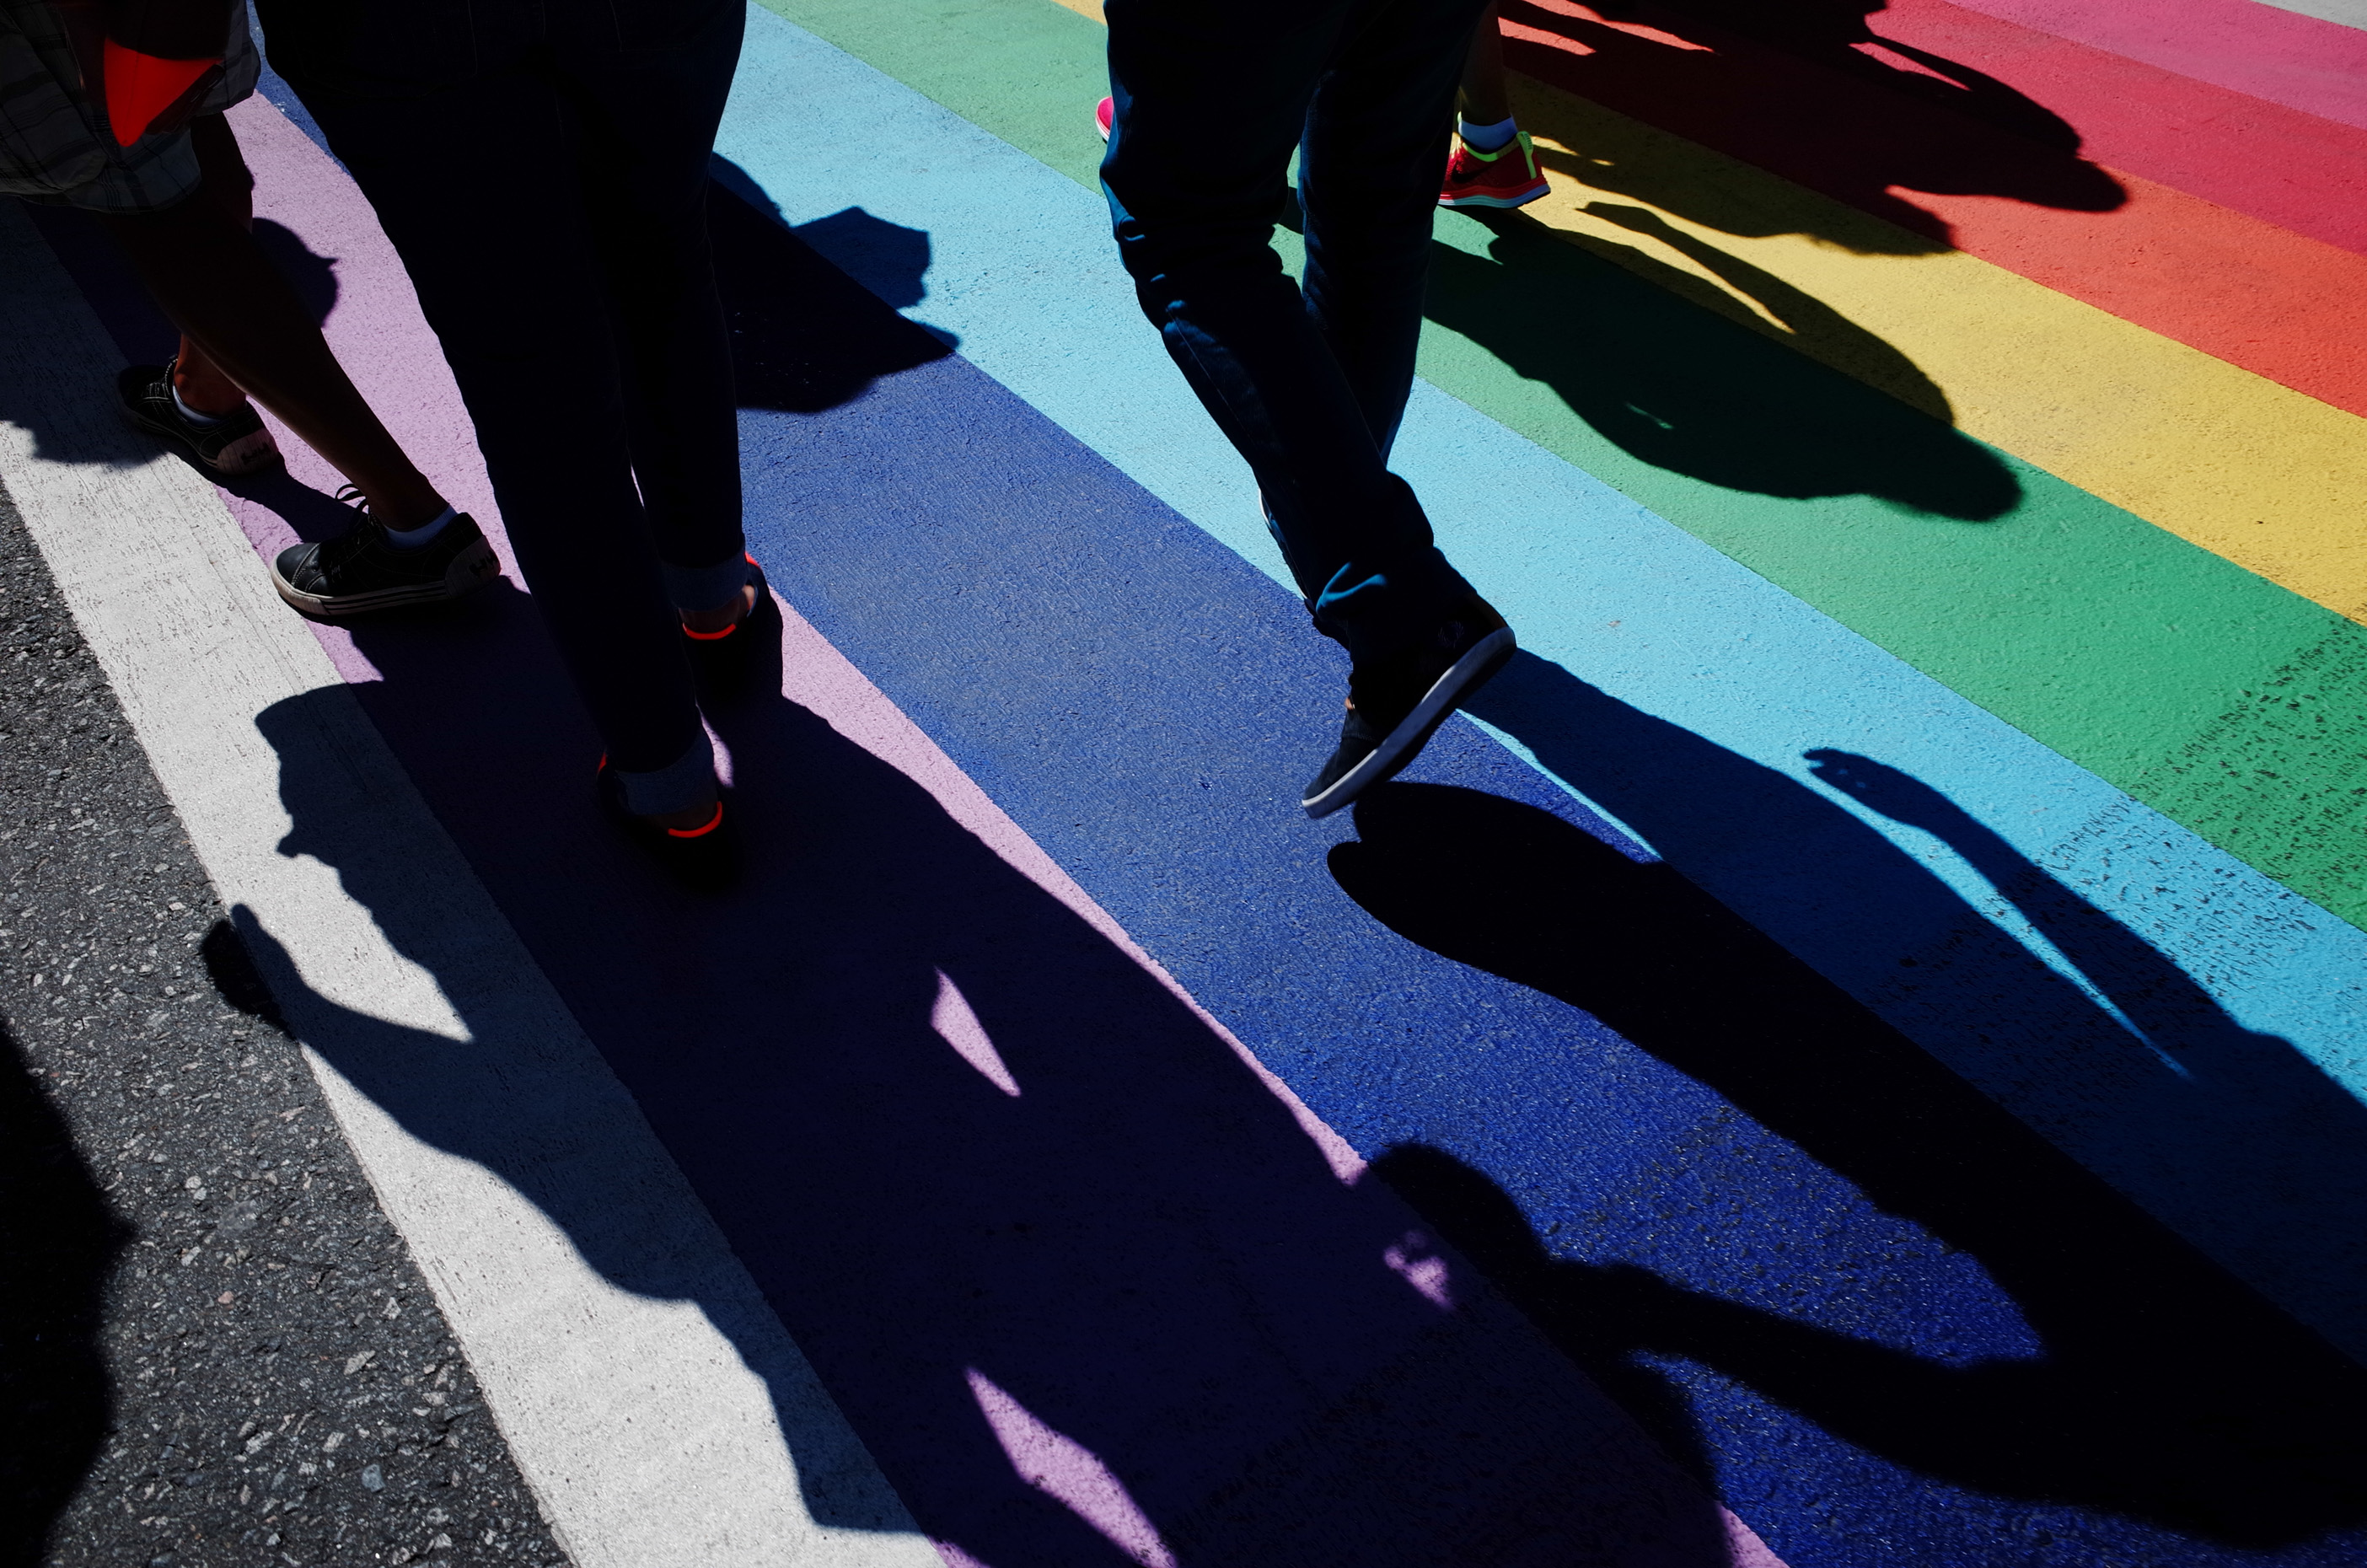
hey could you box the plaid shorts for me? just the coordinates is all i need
[0,0,257,213]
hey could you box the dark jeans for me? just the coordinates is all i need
[1101,0,1486,663]
[255,0,748,799]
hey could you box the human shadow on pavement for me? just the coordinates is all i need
[233,621,1743,1565]
[1499,0,2125,250]
[0,1023,127,1568]
[1422,216,2021,518]
[706,158,959,405]
[1327,696,2367,1543]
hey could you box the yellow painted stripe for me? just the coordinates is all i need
[1499,75,2367,623]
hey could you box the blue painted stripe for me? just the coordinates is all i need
[713,3,2367,1361]
[706,220,2367,1565]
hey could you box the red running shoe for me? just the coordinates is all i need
[1095,95,1114,142]
[1438,131,1548,209]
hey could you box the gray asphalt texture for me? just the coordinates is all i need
[0,480,569,1568]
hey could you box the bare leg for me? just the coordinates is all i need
[98,115,449,529]
[164,117,253,416]
[1458,3,1512,126]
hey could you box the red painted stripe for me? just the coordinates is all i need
[1934,0,2367,133]
[1502,0,2367,259]
[1881,0,2367,251]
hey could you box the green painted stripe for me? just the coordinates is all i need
[752,0,2367,926]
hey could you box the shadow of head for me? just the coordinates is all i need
[250,217,339,327]
[1368,1142,1718,1485]
[709,156,937,313]
[0,1022,130,1565]
[1425,225,2021,521]
[703,159,954,412]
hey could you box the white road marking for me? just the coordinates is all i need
[0,201,938,1568]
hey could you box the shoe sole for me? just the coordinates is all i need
[269,537,501,619]
[1302,626,1516,819]
[1437,183,1550,210]
[119,399,283,476]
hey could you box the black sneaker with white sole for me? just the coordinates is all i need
[1301,594,1516,819]
[271,513,501,618]
[117,361,281,475]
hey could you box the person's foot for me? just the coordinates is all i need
[681,555,780,701]
[1095,95,1114,142]
[1438,131,1549,209]
[269,508,500,618]
[595,757,738,889]
[1301,595,1516,819]
[117,360,281,475]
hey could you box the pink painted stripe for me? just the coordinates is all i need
[1931,0,2367,131]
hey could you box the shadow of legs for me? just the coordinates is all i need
[1336,782,2367,1545]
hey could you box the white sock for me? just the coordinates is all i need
[1458,115,1519,153]
[171,381,229,427]
[382,505,456,550]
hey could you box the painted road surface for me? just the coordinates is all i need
[4,0,2364,1565]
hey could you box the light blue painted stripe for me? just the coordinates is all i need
[717,3,2367,1353]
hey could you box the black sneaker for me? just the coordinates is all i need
[270,509,501,618]
[118,360,281,475]
[682,554,781,701]
[1301,594,1516,819]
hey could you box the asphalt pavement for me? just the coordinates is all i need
[0,479,567,1568]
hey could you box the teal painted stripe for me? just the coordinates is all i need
[717,3,2367,1356]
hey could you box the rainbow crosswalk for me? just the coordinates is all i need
[8,0,2365,1563]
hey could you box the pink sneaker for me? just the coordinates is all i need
[1096,95,1114,142]
[1438,131,1548,209]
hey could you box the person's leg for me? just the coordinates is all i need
[1102,0,1468,663]
[556,2,752,633]
[1436,2,1549,208]
[1299,0,1489,457]
[296,73,713,826]
[95,117,448,529]
[1105,0,1513,816]
[166,115,256,418]
[1457,3,1511,126]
